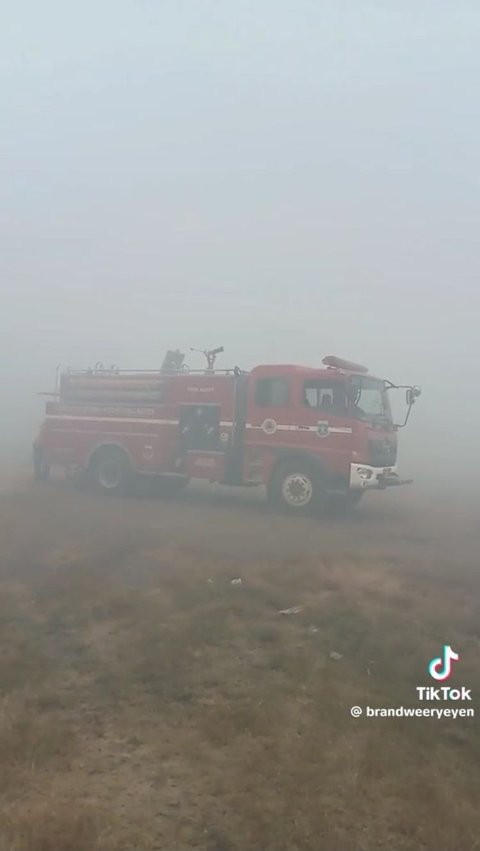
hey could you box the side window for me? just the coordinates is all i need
[303,382,346,414]
[255,377,289,407]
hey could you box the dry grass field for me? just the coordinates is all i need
[0,469,479,850]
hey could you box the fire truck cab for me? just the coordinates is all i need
[33,353,420,514]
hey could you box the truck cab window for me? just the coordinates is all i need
[348,377,391,422]
[303,382,346,414]
[255,378,289,406]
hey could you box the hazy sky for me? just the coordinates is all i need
[1,2,479,470]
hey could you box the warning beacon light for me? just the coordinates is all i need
[322,355,369,374]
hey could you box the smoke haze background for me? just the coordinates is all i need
[1,1,478,488]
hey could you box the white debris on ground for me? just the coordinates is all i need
[278,606,303,615]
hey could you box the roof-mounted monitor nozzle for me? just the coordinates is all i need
[190,346,224,372]
[322,355,368,374]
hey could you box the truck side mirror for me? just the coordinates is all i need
[389,384,421,429]
[406,386,421,406]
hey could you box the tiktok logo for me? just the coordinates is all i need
[428,645,460,681]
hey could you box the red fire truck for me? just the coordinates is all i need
[33,349,421,514]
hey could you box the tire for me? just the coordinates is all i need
[89,446,131,496]
[268,461,325,515]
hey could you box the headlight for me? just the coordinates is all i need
[357,467,372,480]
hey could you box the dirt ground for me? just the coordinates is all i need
[0,467,479,851]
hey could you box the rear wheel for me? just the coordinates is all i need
[268,461,325,515]
[90,447,131,495]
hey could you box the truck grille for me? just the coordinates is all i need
[368,438,397,467]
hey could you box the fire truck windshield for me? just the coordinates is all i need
[349,376,392,424]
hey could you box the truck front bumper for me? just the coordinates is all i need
[349,463,413,491]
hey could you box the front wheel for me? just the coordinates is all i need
[90,447,131,496]
[267,462,325,515]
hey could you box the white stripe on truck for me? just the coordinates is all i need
[46,415,179,425]
[46,415,351,434]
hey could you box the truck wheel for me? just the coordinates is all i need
[268,462,325,515]
[90,447,131,496]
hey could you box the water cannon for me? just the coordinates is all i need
[190,346,224,371]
